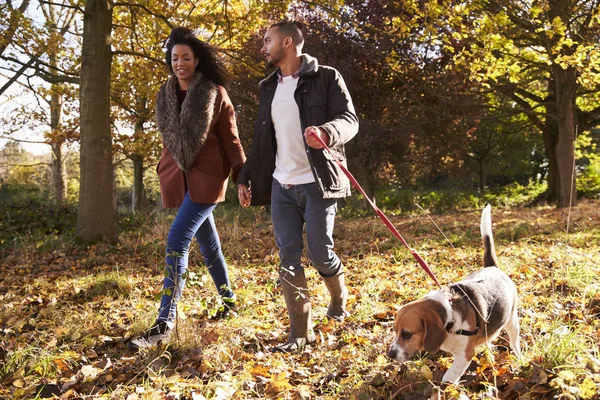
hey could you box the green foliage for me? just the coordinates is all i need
[340,181,548,217]
[83,272,134,301]
[0,344,79,380]
[485,181,549,207]
[0,183,76,250]
[531,322,596,372]
[578,152,600,198]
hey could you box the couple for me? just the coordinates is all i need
[130,21,359,354]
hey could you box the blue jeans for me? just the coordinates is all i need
[157,192,233,327]
[271,180,342,277]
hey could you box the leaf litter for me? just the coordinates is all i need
[1,200,599,398]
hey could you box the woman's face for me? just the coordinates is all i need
[171,44,199,86]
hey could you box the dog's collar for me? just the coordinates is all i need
[445,285,480,336]
[445,321,479,336]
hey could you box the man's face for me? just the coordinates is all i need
[261,27,286,68]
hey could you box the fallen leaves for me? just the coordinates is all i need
[1,201,600,398]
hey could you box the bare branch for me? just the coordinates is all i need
[38,0,83,13]
[0,57,38,96]
[111,50,164,66]
[506,91,546,132]
[113,2,174,29]
[0,135,47,144]
[0,55,80,85]
[0,162,50,167]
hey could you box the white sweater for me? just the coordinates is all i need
[271,75,315,185]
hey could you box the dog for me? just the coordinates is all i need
[387,205,521,394]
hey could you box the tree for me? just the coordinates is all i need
[1,0,80,205]
[465,106,543,193]
[447,0,600,206]
[291,1,490,200]
[109,0,284,210]
[77,0,116,241]
[42,1,79,204]
[110,10,165,211]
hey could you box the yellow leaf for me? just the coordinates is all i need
[420,365,433,381]
[12,379,25,388]
[266,372,291,395]
[558,370,576,381]
[249,364,271,378]
[375,354,387,365]
[579,377,597,399]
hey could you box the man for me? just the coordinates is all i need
[237,21,359,353]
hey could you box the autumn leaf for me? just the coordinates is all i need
[266,372,292,395]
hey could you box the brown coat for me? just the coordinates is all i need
[156,73,245,208]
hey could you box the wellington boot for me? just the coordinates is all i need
[271,266,315,353]
[322,272,349,321]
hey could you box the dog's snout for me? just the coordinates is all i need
[387,348,397,360]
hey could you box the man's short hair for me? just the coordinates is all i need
[270,21,304,49]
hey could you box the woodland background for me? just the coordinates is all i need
[1,0,599,399]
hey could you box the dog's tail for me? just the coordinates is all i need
[481,204,499,267]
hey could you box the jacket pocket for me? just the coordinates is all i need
[307,96,326,108]
[321,155,343,190]
[305,93,328,125]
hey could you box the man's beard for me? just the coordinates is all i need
[266,47,285,69]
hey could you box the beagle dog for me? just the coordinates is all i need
[387,205,521,392]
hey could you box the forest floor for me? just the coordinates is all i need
[1,200,599,399]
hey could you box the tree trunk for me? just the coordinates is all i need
[542,89,560,202]
[348,157,376,207]
[131,153,144,211]
[478,161,485,195]
[76,0,116,242]
[113,162,118,212]
[49,52,66,205]
[553,65,577,208]
[548,0,577,208]
[131,95,147,211]
[50,142,67,204]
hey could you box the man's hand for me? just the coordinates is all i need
[304,126,329,149]
[237,184,251,208]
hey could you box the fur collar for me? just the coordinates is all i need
[259,53,319,87]
[156,71,218,172]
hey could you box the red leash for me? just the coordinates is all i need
[309,132,442,289]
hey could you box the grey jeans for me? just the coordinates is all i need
[271,179,342,277]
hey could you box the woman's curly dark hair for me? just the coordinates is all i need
[165,27,229,86]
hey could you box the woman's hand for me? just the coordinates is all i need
[237,184,251,208]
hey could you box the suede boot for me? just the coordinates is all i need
[322,272,349,321]
[271,266,315,353]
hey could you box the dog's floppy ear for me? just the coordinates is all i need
[422,312,447,354]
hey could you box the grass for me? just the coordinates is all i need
[0,199,599,399]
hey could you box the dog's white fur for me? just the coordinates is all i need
[388,205,521,391]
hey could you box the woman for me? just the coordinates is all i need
[130,27,246,350]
